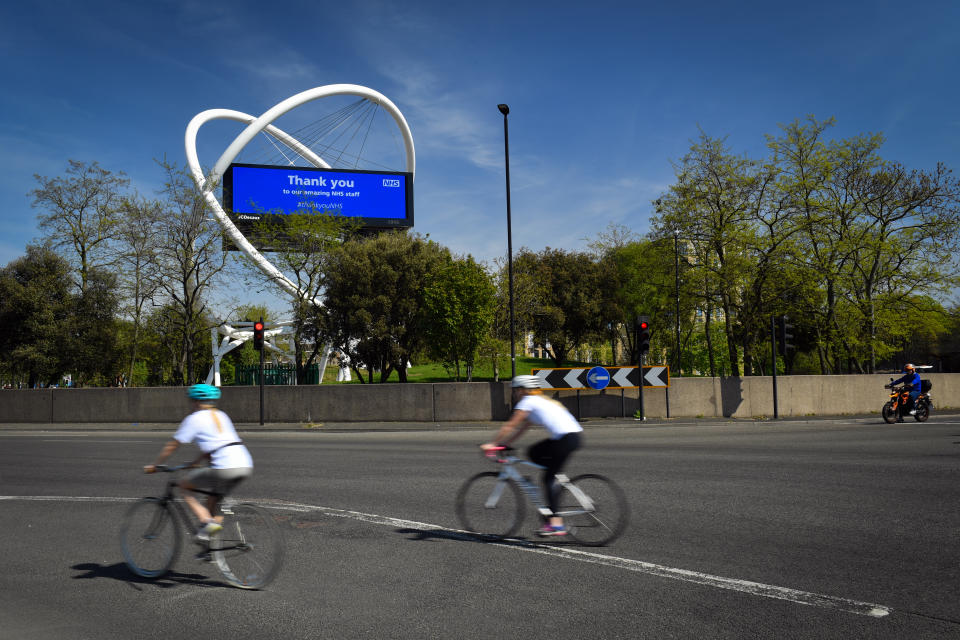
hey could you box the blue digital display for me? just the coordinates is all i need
[224,163,413,228]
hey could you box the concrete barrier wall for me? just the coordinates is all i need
[1,374,955,424]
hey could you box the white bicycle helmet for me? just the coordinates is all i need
[511,375,541,389]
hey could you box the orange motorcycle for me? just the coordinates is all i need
[882,379,932,423]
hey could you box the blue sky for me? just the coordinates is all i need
[2,0,958,286]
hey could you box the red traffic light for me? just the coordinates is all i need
[640,321,649,330]
[253,320,265,351]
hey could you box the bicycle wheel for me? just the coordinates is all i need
[455,472,525,538]
[211,503,284,589]
[881,402,897,424]
[557,474,629,546]
[120,498,181,578]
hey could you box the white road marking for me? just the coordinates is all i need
[1,495,892,618]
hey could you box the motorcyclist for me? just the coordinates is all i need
[890,364,921,421]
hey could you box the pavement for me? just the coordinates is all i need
[2,412,957,432]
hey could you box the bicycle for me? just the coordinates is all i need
[455,446,628,546]
[119,464,283,589]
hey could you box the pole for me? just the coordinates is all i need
[499,104,516,378]
[771,315,778,419]
[259,317,265,426]
[636,321,645,421]
[674,232,681,377]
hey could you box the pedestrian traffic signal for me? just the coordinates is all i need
[253,320,265,351]
[636,315,651,354]
[778,315,794,354]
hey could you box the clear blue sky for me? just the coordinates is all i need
[2,0,958,276]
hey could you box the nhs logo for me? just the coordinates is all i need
[382,178,401,187]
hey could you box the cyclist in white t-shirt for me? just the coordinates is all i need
[144,384,253,540]
[482,375,584,537]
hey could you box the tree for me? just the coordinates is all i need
[653,132,761,375]
[323,232,450,382]
[0,246,74,387]
[30,160,129,295]
[67,266,122,385]
[250,212,359,384]
[113,195,163,385]
[513,248,612,366]
[423,255,496,381]
[152,159,229,384]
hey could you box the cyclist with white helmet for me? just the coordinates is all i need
[482,374,584,537]
[144,384,253,540]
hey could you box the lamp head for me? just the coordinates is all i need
[497,104,509,116]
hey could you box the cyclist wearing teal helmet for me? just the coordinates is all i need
[145,384,253,540]
[482,375,583,537]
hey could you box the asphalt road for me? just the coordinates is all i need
[1,418,959,639]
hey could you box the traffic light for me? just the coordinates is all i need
[253,320,265,351]
[778,315,794,354]
[636,315,651,354]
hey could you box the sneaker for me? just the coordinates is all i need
[195,521,223,541]
[908,409,916,415]
[535,524,568,537]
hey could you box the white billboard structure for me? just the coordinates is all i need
[185,84,415,385]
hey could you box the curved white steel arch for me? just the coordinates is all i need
[184,84,416,300]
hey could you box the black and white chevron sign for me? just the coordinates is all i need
[531,366,669,389]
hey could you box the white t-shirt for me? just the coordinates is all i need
[173,409,253,469]
[514,393,584,439]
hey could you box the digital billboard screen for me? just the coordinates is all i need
[222,163,413,250]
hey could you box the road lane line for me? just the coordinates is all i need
[0,495,892,618]
[266,499,892,618]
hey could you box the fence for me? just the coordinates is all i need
[236,363,322,386]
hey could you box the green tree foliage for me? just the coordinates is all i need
[423,255,496,381]
[0,246,74,387]
[649,117,960,375]
[513,248,614,366]
[68,266,122,385]
[0,246,119,386]
[323,231,450,382]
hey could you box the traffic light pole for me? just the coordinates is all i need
[770,315,779,419]
[258,317,265,426]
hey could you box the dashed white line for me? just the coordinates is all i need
[1,495,892,618]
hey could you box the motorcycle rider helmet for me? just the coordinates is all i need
[903,364,915,372]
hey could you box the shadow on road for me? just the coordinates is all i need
[71,561,227,590]
[394,527,577,548]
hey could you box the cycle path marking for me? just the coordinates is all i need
[0,494,890,619]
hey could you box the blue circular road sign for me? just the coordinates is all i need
[586,366,610,390]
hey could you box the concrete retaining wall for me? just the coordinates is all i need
[1,374,955,424]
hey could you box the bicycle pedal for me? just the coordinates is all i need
[195,551,215,563]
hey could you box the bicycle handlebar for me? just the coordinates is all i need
[149,463,192,473]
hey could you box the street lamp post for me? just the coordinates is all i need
[498,103,516,378]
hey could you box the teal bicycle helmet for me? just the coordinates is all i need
[187,383,221,401]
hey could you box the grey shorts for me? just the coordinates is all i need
[186,466,252,496]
